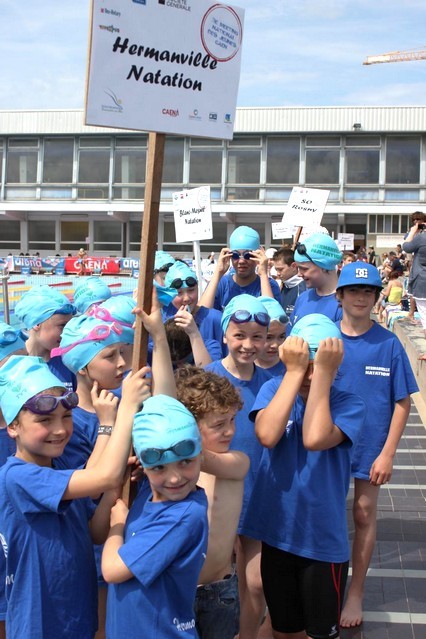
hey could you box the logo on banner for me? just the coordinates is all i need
[159,0,191,10]
[133,0,146,5]
[102,89,123,113]
[224,113,232,123]
[189,109,201,120]
[209,112,217,121]
[162,108,179,117]
[100,8,121,17]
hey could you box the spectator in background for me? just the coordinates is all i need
[272,247,306,316]
[403,213,426,337]
[382,251,404,280]
[368,246,376,266]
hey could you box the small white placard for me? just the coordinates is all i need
[172,186,213,243]
[271,222,295,240]
[337,233,354,250]
[282,187,330,228]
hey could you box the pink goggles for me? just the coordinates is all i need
[50,322,123,358]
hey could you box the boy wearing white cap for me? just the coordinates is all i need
[102,395,208,639]
[199,226,281,311]
[334,263,418,628]
[242,314,367,639]
[288,232,343,332]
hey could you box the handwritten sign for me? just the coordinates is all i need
[271,223,295,240]
[282,187,330,228]
[337,233,354,250]
[86,0,244,139]
[172,186,213,242]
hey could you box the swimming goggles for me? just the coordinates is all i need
[153,262,174,275]
[229,309,270,327]
[231,251,253,261]
[0,328,27,345]
[50,322,123,358]
[88,306,133,328]
[169,276,198,290]
[23,391,79,415]
[54,303,76,316]
[140,439,197,465]
[295,242,315,264]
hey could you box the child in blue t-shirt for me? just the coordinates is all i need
[255,296,288,377]
[0,354,151,639]
[333,262,418,629]
[242,313,366,639]
[102,394,208,639]
[14,284,77,392]
[205,294,272,639]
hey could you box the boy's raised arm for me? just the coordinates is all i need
[201,448,249,480]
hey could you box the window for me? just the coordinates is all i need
[60,221,89,251]
[78,137,110,185]
[6,138,39,183]
[346,149,379,184]
[93,220,122,253]
[43,138,74,183]
[0,220,20,249]
[163,137,184,183]
[266,137,300,184]
[189,138,223,184]
[386,136,420,184]
[28,220,56,251]
[227,138,261,184]
[305,149,339,184]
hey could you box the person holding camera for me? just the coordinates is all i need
[402,211,426,337]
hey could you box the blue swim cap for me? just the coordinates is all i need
[133,395,201,468]
[55,315,124,373]
[336,262,382,290]
[290,313,342,360]
[221,294,270,334]
[73,277,112,314]
[154,251,175,273]
[164,261,197,289]
[0,321,28,362]
[294,233,342,271]
[0,355,66,425]
[15,285,76,329]
[153,281,179,306]
[257,296,289,325]
[95,296,136,344]
[229,226,260,251]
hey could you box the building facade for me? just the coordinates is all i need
[0,106,425,258]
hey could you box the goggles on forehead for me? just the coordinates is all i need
[295,242,316,265]
[23,391,79,415]
[170,276,198,290]
[0,328,25,346]
[89,306,133,328]
[154,262,174,275]
[50,322,123,358]
[55,303,76,316]
[231,251,253,261]
[229,309,270,327]
[140,439,197,465]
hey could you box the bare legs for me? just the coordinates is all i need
[236,535,266,639]
[340,479,380,628]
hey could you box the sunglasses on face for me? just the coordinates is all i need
[89,306,133,328]
[22,391,79,415]
[229,309,270,327]
[140,439,197,465]
[170,277,198,290]
[50,322,123,358]
[295,242,315,264]
[231,251,253,261]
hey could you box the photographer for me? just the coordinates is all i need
[402,211,426,337]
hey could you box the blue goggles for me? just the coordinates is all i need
[231,251,253,261]
[229,309,270,327]
[0,329,27,345]
[140,439,197,465]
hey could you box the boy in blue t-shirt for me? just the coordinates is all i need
[102,395,208,639]
[0,355,151,639]
[242,313,366,639]
[333,262,418,628]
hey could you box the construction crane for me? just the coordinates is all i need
[364,48,426,65]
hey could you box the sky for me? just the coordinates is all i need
[1,0,426,110]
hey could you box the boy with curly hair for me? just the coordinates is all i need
[175,366,249,639]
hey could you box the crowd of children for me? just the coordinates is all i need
[0,226,420,639]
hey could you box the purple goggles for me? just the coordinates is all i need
[22,391,79,415]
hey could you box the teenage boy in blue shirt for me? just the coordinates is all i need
[334,262,418,628]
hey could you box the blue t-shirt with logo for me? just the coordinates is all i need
[213,274,282,311]
[287,288,343,334]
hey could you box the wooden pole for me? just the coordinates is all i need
[122,131,165,506]
[292,226,303,251]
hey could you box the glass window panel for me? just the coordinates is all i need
[392,216,399,233]
[346,136,381,147]
[115,136,147,148]
[401,215,411,234]
[384,215,392,233]
[305,149,339,184]
[60,221,89,250]
[0,220,20,241]
[369,215,377,233]
[6,150,38,183]
[265,188,293,200]
[29,220,55,242]
[227,149,260,184]
[114,148,146,183]
[376,216,384,233]
[41,188,73,199]
[163,138,184,183]
[344,189,379,200]
[8,138,38,148]
[5,187,37,199]
[189,148,222,183]
[266,137,300,184]
[190,137,222,147]
[306,136,340,147]
[79,137,111,147]
[43,138,74,183]
[77,187,109,199]
[346,149,379,184]
[113,187,145,199]
[384,189,419,201]
[78,149,110,183]
[226,187,259,200]
[228,137,261,147]
[386,136,420,184]
[94,220,121,243]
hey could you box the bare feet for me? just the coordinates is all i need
[340,594,363,628]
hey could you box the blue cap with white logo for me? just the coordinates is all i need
[336,262,383,290]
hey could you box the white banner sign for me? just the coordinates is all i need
[337,233,354,250]
[172,186,213,243]
[282,187,330,228]
[85,0,244,139]
[271,223,295,240]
